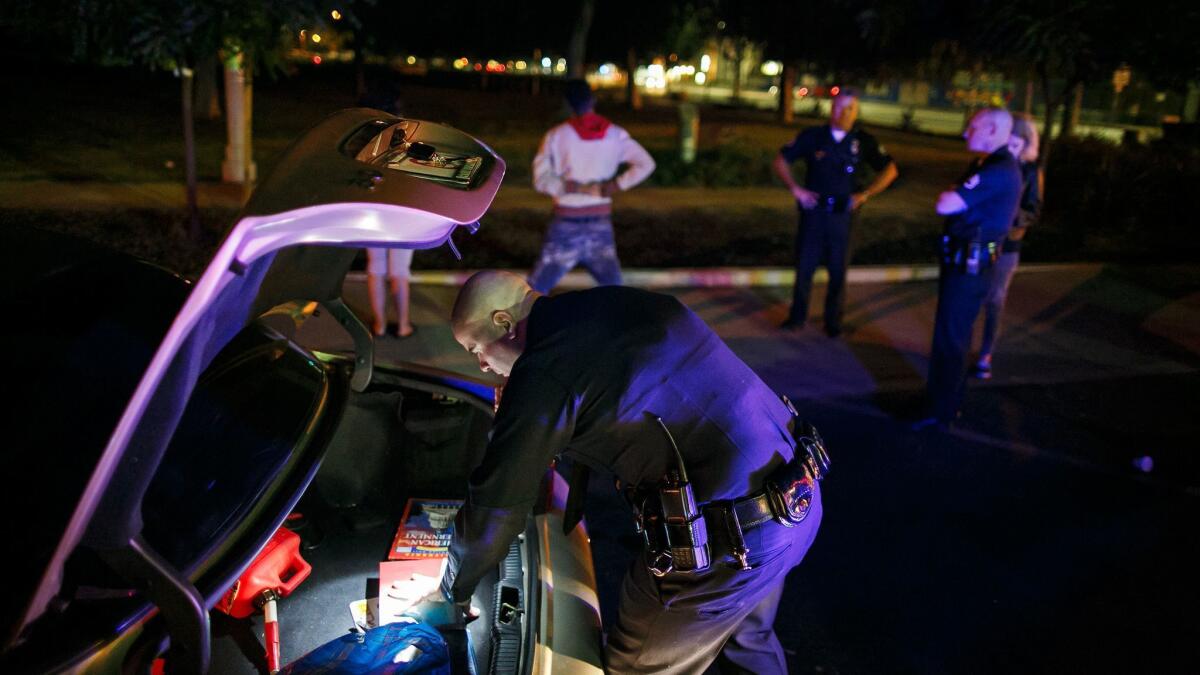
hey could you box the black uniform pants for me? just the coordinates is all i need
[788,209,852,331]
[926,265,996,422]
[604,489,823,674]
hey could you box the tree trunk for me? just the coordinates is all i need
[72,0,88,61]
[195,51,221,121]
[1069,81,1083,134]
[678,102,699,164]
[567,0,594,78]
[1059,81,1082,138]
[180,67,200,243]
[1184,81,1200,123]
[221,51,255,184]
[778,63,795,124]
[730,40,744,104]
[243,54,256,183]
[1039,65,1057,167]
[532,48,542,96]
[626,47,642,110]
[1023,78,1034,116]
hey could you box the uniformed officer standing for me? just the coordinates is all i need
[440,271,824,674]
[914,108,1023,429]
[774,90,898,337]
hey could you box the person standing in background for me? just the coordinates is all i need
[366,248,415,338]
[528,79,655,293]
[774,90,899,337]
[913,108,1022,430]
[360,84,417,339]
[973,114,1043,379]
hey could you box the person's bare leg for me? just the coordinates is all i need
[367,273,388,336]
[391,275,414,337]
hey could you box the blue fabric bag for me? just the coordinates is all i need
[280,622,451,674]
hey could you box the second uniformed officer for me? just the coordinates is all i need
[774,89,898,337]
[915,108,1023,429]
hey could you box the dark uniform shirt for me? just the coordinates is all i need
[779,124,893,198]
[444,286,796,602]
[945,147,1022,243]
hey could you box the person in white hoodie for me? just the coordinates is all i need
[528,79,656,293]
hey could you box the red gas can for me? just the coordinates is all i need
[216,526,312,619]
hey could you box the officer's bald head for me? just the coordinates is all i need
[451,270,533,333]
[830,90,860,131]
[451,271,539,376]
[964,107,1013,154]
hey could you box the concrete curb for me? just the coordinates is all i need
[347,262,1098,288]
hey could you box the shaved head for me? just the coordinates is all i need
[451,270,539,376]
[830,91,859,131]
[980,108,1013,139]
[964,108,1014,154]
[451,271,532,332]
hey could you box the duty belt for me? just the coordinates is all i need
[814,193,851,213]
[702,491,776,532]
[941,235,1000,275]
[628,399,829,575]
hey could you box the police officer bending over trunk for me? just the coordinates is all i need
[914,108,1022,430]
[774,89,899,337]
[439,270,827,674]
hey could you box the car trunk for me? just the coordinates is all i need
[205,357,538,674]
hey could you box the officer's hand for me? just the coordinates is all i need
[850,192,869,210]
[403,589,481,626]
[456,599,482,623]
[792,186,818,209]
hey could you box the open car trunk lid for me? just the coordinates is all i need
[13,110,505,672]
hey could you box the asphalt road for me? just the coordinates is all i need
[297,264,1200,674]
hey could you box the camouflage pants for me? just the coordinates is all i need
[528,215,622,293]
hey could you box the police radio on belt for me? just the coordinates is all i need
[645,415,711,576]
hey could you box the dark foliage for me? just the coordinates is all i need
[1035,137,1200,262]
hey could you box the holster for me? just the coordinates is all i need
[767,400,830,527]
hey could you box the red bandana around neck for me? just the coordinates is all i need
[568,112,611,140]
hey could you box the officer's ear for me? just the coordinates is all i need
[491,309,514,334]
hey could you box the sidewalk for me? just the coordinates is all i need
[305,264,1200,403]
[352,261,1097,289]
